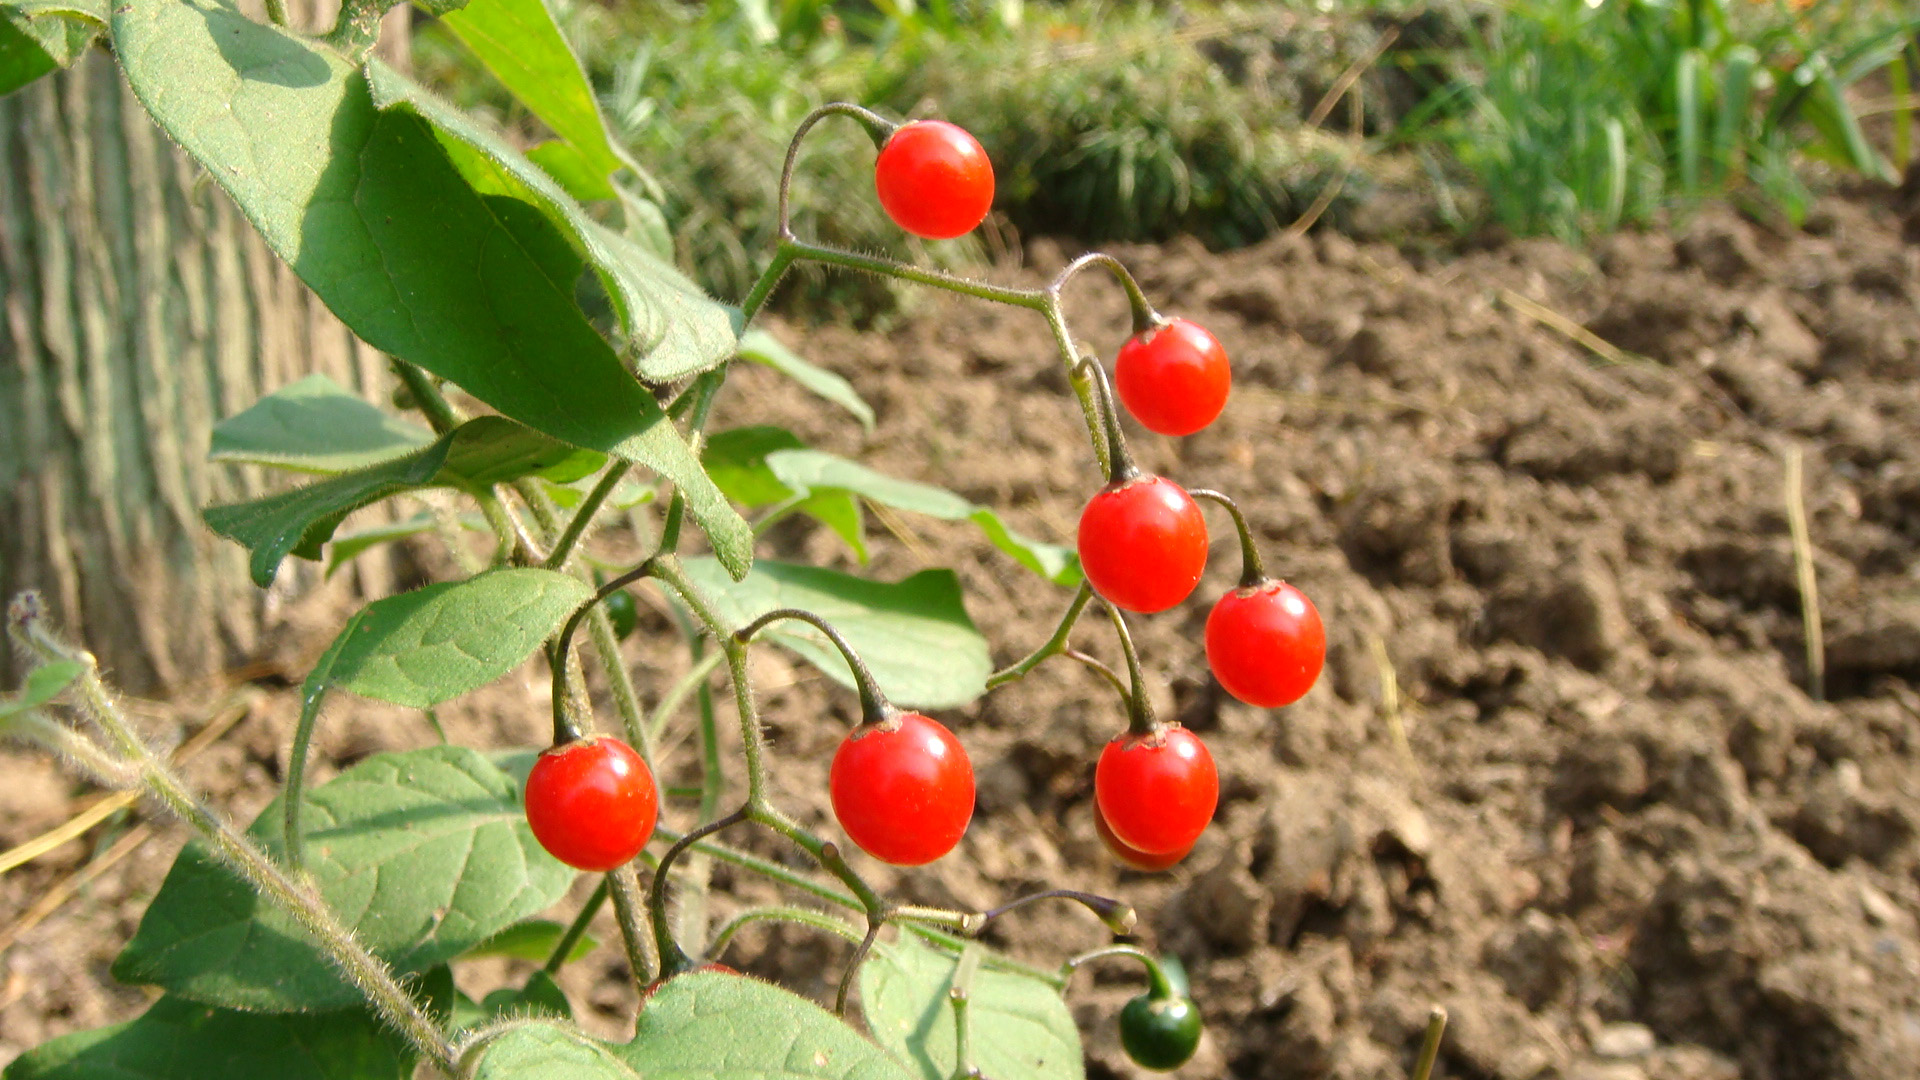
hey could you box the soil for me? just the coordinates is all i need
[3,187,1919,1080]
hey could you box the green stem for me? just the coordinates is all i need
[282,684,327,872]
[948,946,984,1080]
[741,246,798,324]
[652,826,859,910]
[474,492,524,567]
[1077,357,1137,484]
[1188,489,1265,586]
[389,358,458,435]
[774,103,897,241]
[648,809,750,974]
[608,864,659,985]
[706,905,866,959]
[543,879,611,975]
[1413,1007,1449,1080]
[1060,944,1175,998]
[986,583,1093,689]
[544,464,631,571]
[549,559,658,746]
[1050,253,1160,336]
[644,648,727,748]
[786,238,1050,312]
[1105,604,1159,736]
[733,608,891,726]
[978,889,1136,936]
[264,0,289,26]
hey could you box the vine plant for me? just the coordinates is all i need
[0,0,1445,1076]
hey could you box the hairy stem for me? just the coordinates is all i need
[987,583,1093,688]
[1188,488,1266,586]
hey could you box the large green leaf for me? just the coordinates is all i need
[109,0,750,578]
[468,1023,639,1080]
[306,569,590,708]
[0,997,411,1080]
[0,661,82,720]
[113,746,575,1012]
[0,16,58,95]
[861,937,1083,1080]
[682,558,990,710]
[434,0,622,201]
[204,416,601,587]
[737,330,875,433]
[0,0,102,96]
[362,60,741,384]
[209,374,433,474]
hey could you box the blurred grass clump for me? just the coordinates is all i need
[418,1,1370,318]
[1412,0,1919,241]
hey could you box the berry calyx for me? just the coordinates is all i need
[1096,805,1192,872]
[1094,726,1218,855]
[873,120,994,240]
[1115,319,1231,437]
[1119,991,1203,1071]
[1205,579,1325,708]
[1077,475,1209,614]
[829,711,975,866]
[524,736,659,872]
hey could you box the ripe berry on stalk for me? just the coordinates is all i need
[523,736,658,872]
[1115,319,1231,437]
[1077,475,1208,614]
[873,120,994,240]
[1205,580,1325,708]
[829,711,975,866]
[1094,726,1218,855]
[1096,805,1192,872]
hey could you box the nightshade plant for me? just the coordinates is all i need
[0,0,1407,1076]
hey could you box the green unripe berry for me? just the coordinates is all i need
[604,588,639,640]
[1119,992,1201,1071]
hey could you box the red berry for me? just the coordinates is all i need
[1114,319,1231,437]
[1095,805,1192,872]
[1077,475,1209,613]
[1205,580,1325,708]
[873,120,994,240]
[1094,727,1218,855]
[524,736,659,872]
[829,711,975,866]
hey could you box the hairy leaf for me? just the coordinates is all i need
[0,997,410,1080]
[306,569,590,708]
[703,427,865,556]
[0,661,82,720]
[210,374,433,474]
[204,417,600,587]
[110,0,750,578]
[861,936,1083,1080]
[462,919,596,965]
[682,559,990,709]
[113,747,574,1012]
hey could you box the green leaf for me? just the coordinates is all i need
[204,417,601,586]
[703,427,867,557]
[307,569,591,709]
[435,0,621,200]
[767,450,1080,585]
[362,61,742,385]
[0,0,103,95]
[619,971,913,1079]
[210,374,433,474]
[682,558,990,709]
[738,330,875,433]
[0,661,82,720]
[861,937,1083,1080]
[324,512,442,577]
[0,16,57,96]
[478,970,572,1021]
[0,997,411,1080]
[463,919,596,965]
[468,1022,639,1080]
[113,746,576,1012]
[109,0,750,579]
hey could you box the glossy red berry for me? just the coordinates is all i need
[1096,804,1192,872]
[829,711,975,866]
[873,120,995,239]
[524,736,659,872]
[1077,475,1209,613]
[1095,726,1218,855]
[1115,319,1231,437]
[1205,580,1325,708]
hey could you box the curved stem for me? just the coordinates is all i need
[741,245,799,325]
[986,583,1093,689]
[1076,358,1137,484]
[775,103,896,240]
[550,559,658,745]
[1105,604,1159,736]
[1064,648,1130,705]
[652,826,858,910]
[837,918,886,1016]
[1049,253,1161,336]
[1187,488,1266,586]
[1060,944,1176,999]
[647,808,751,975]
[282,684,327,872]
[785,238,1050,312]
[544,878,611,975]
[976,889,1137,936]
[706,905,867,960]
[733,608,891,726]
[389,357,458,435]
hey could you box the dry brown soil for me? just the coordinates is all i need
[3,188,1918,1080]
